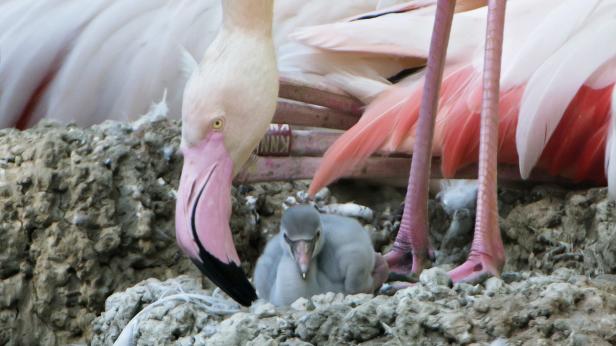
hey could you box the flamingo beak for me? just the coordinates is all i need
[175,132,257,306]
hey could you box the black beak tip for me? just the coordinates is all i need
[187,183,257,306]
[192,251,257,307]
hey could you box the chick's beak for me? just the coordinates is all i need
[293,240,315,280]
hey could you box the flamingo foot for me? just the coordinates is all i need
[384,247,413,275]
[448,251,504,284]
[384,243,434,278]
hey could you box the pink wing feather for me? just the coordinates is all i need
[306,0,615,196]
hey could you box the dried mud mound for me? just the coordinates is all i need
[92,269,616,346]
[0,117,615,345]
[0,117,266,345]
[0,118,189,345]
[499,186,616,276]
[91,184,616,346]
[430,185,616,277]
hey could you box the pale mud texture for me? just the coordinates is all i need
[0,118,615,345]
[92,269,616,346]
[427,185,616,277]
[0,117,263,345]
[91,183,616,346]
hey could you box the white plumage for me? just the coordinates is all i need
[0,0,408,128]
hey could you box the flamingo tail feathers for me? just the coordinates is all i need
[516,12,616,179]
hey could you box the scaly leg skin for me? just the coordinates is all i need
[449,0,506,284]
[384,0,456,276]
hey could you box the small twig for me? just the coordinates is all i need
[552,252,583,262]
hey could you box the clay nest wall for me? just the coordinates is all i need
[0,117,615,345]
[0,117,246,345]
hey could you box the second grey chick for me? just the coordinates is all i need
[254,205,388,306]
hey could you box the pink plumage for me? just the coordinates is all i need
[305,0,616,198]
[308,81,423,195]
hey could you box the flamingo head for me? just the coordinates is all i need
[175,0,277,307]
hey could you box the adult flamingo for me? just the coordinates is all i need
[303,0,616,281]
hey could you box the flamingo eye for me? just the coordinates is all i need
[212,118,224,130]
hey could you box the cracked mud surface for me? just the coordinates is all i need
[0,118,614,345]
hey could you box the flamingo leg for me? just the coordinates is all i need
[384,0,456,275]
[449,0,506,283]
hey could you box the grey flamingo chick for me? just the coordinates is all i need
[254,205,388,306]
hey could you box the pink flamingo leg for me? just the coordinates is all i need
[384,0,456,275]
[449,0,506,283]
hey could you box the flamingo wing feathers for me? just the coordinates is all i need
[305,0,616,199]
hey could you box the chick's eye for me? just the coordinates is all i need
[212,118,224,130]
